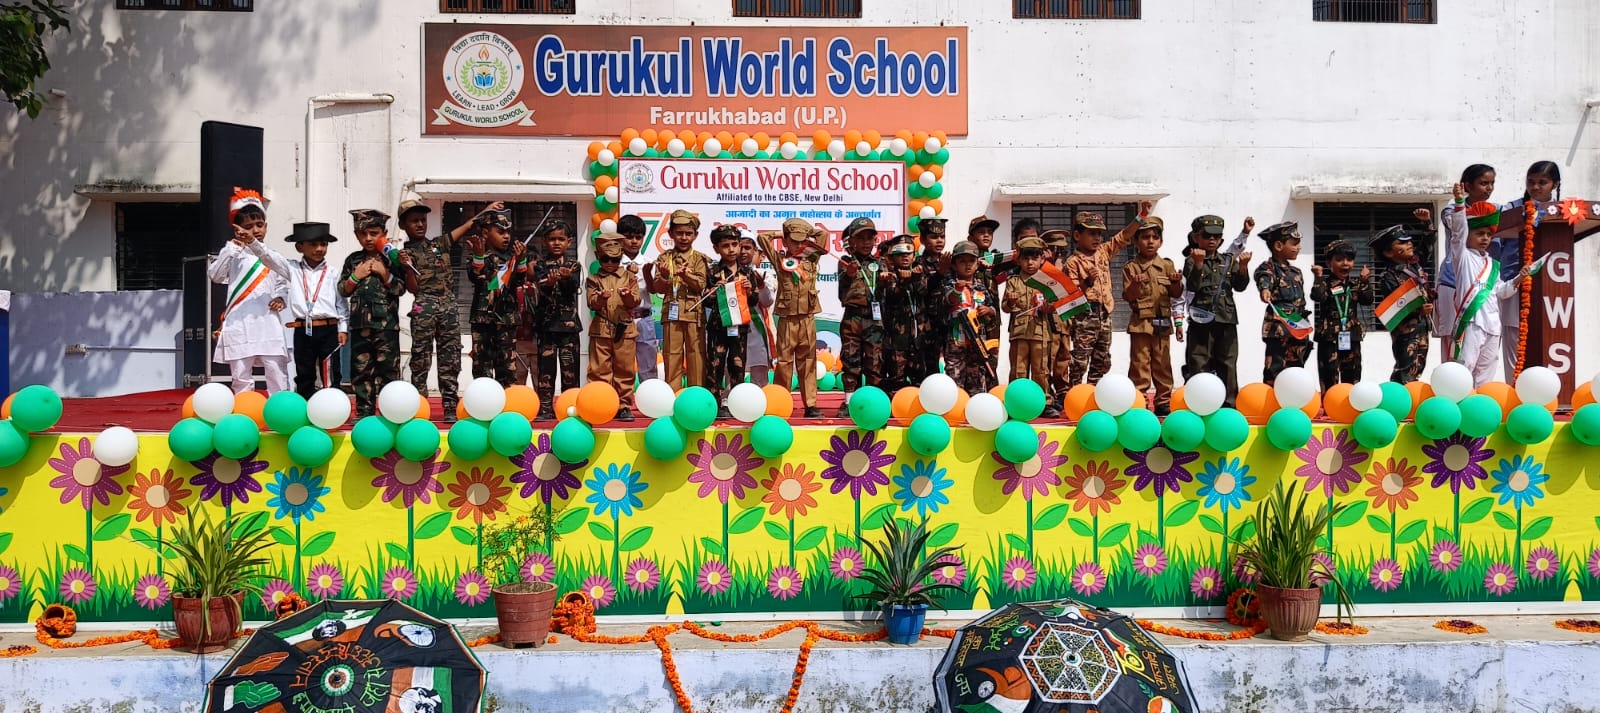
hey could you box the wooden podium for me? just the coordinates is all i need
[1494,198,1599,406]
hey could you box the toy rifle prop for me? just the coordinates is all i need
[520,206,555,248]
[953,286,997,383]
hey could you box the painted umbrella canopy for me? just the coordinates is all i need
[934,598,1198,713]
[205,599,485,713]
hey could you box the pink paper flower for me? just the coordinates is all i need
[829,547,864,582]
[767,566,803,600]
[380,566,417,600]
[59,568,96,604]
[624,558,661,593]
[455,571,491,606]
[48,437,129,511]
[308,563,344,599]
[260,579,295,609]
[1483,562,1517,596]
[1430,540,1463,573]
[1526,547,1559,581]
[1368,559,1403,593]
[687,433,762,505]
[520,552,555,583]
[133,574,170,610]
[992,432,1067,501]
[583,574,616,607]
[1071,562,1107,596]
[932,555,967,587]
[1294,430,1367,498]
[369,451,449,507]
[1190,566,1222,599]
[1002,557,1037,591]
[1133,544,1168,578]
[697,560,732,596]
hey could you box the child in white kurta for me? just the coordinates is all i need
[1443,190,1530,387]
[210,190,289,394]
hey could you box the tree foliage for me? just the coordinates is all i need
[0,0,70,119]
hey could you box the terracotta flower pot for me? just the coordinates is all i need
[493,581,558,647]
[173,592,246,653]
[1257,584,1321,641]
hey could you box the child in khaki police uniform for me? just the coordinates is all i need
[1121,217,1184,415]
[586,234,640,421]
[757,218,826,418]
[1002,236,1052,388]
[1041,229,1074,414]
[649,210,711,390]
[1062,202,1153,387]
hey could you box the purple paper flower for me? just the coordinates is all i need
[1483,562,1517,596]
[1589,548,1600,580]
[767,566,803,600]
[509,433,585,505]
[520,552,555,583]
[1190,566,1222,599]
[582,575,617,608]
[1309,552,1336,587]
[59,568,95,604]
[1125,444,1199,498]
[189,451,269,508]
[624,558,661,593]
[308,563,344,598]
[991,432,1067,500]
[134,574,171,610]
[819,430,893,500]
[1430,540,1463,573]
[1002,557,1037,591]
[1293,430,1367,498]
[1232,555,1260,585]
[260,579,295,610]
[932,555,967,587]
[1071,562,1106,596]
[380,566,417,600]
[687,433,762,504]
[829,547,864,581]
[0,565,19,603]
[1369,559,1403,593]
[455,572,491,606]
[1421,434,1495,494]
[370,452,449,507]
[47,437,129,510]
[697,560,732,596]
[1526,547,1559,581]
[1133,544,1168,578]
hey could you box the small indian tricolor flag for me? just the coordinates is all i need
[1023,262,1080,304]
[715,280,752,326]
[386,666,453,713]
[1050,293,1090,319]
[1376,278,1426,330]
[1269,304,1314,340]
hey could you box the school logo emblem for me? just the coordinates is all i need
[433,31,536,128]
[623,163,655,194]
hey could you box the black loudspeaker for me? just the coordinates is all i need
[184,121,264,385]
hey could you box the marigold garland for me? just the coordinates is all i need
[1314,621,1368,636]
[38,604,77,638]
[1516,200,1535,378]
[1135,618,1267,641]
[1434,619,1487,635]
[1554,619,1600,633]
[0,645,37,658]
[467,633,502,647]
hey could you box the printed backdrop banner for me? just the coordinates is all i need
[620,157,906,326]
[422,24,969,136]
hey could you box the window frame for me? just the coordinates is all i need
[116,202,201,291]
[732,0,862,19]
[1013,0,1141,20]
[1010,201,1141,329]
[438,0,576,13]
[1312,0,1435,24]
[115,0,253,11]
[1310,201,1439,332]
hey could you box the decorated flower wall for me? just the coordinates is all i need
[0,424,1594,623]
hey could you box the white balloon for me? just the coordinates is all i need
[306,388,352,430]
[597,149,616,167]
[726,382,768,423]
[599,219,618,234]
[816,360,828,380]
[965,393,1007,432]
[918,172,937,188]
[627,137,647,156]
[1094,373,1139,416]
[741,138,759,156]
[636,379,676,419]
[667,138,686,157]
[702,138,723,156]
[827,139,845,160]
[924,137,943,154]
[377,381,423,425]
[918,374,959,415]
[462,377,507,421]
[1272,367,1317,409]
[1429,362,1474,402]
[1349,381,1384,412]
[1516,366,1560,406]
[603,186,619,204]
[888,138,908,156]
[93,426,139,467]
[779,142,799,160]
[1184,373,1226,416]
[192,383,235,424]
[855,140,872,156]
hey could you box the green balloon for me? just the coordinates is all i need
[1074,410,1119,452]
[1203,408,1249,452]
[994,420,1039,463]
[212,414,261,460]
[933,148,951,165]
[0,420,30,468]
[1456,394,1501,438]
[1116,408,1161,452]
[644,417,689,460]
[396,419,441,462]
[848,386,892,431]
[1352,409,1399,449]
[790,373,800,390]
[487,413,532,458]
[1004,379,1048,421]
[449,418,491,460]
[287,426,334,467]
[1377,382,1413,422]
[1571,404,1600,446]
[672,386,718,432]
[750,415,794,458]
[594,195,615,212]
[168,418,214,462]
[925,182,944,200]
[1506,403,1554,445]
[1413,397,1462,440]
[10,384,62,433]
[907,216,922,235]
[819,372,838,391]
[1266,408,1313,451]
[907,183,927,200]
[351,416,398,458]
[552,417,596,464]
[1160,410,1205,453]
[263,391,310,435]
[916,148,935,165]
[908,413,952,456]
[588,160,603,179]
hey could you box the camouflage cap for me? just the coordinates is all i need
[710,224,742,244]
[845,217,877,237]
[1191,215,1225,235]
[669,209,701,230]
[1040,229,1071,247]
[951,240,983,258]
[880,234,916,256]
[1073,211,1108,230]
[349,209,390,231]
[968,215,1000,234]
[396,198,431,218]
[1258,220,1300,243]
[476,209,513,231]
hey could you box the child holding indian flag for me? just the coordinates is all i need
[1442,183,1533,386]
[1253,221,1312,385]
[1370,224,1436,383]
[703,225,760,417]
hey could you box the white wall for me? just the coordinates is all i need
[1,0,1596,393]
[9,291,183,397]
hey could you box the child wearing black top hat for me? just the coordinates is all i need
[245,221,348,398]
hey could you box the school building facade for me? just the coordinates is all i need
[1,0,1597,396]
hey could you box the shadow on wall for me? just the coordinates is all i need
[0,2,382,292]
[10,291,182,397]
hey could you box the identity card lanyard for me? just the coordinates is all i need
[300,262,328,335]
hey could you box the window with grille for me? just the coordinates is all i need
[1312,202,1437,332]
[117,203,200,290]
[733,0,860,19]
[1010,202,1140,329]
[440,0,575,13]
[440,201,579,334]
[116,0,253,10]
[1313,0,1434,23]
[1014,0,1140,19]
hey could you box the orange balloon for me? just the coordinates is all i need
[587,141,604,161]
[504,385,540,420]
[1323,383,1359,424]
[908,165,925,181]
[928,199,945,215]
[811,130,832,148]
[1574,382,1595,410]
[554,388,581,421]
[1301,391,1323,420]
[695,132,712,150]
[606,140,623,157]
[732,131,750,148]
[640,129,658,146]
[1170,387,1186,413]
[753,132,771,151]
[762,384,794,419]
[779,131,798,146]
[943,389,970,426]
[1404,381,1433,419]
[591,213,605,229]
[457,400,471,422]
[594,175,615,194]
[894,129,914,143]
[843,129,863,148]
[620,128,640,145]
[715,130,734,147]
[232,391,267,429]
[576,382,621,424]
[678,129,697,146]
[180,395,195,420]
[656,128,674,150]
[1063,384,1099,421]
[989,384,1007,402]
[908,200,927,216]
[911,131,929,151]
[863,130,883,148]
[1474,382,1520,418]
[415,398,432,422]
[927,164,944,181]
[891,387,925,424]
[1236,383,1280,425]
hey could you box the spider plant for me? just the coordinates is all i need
[1233,482,1354,621]
[166,509,277,640]
[856,519,964,609]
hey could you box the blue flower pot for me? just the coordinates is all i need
[884,604,928,645]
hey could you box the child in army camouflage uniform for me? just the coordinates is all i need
[1310,240,1373,389]
[1254,221,1312,385]
[400,198,498,420]
[942,240,1000,395]
[1063,202,1152,387]
[1041,229,1074,413]
[875,234,926,390]
[532,222,583,419]
[914,217,949,380]
[836,217,883,416]
[703,225,759,416]
[340,208,407,418]
[1370,226,1436,383]
[1183,215,1253,407]
[465,210,528,388]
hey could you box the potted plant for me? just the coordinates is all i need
[166,509,277,652]
[1233,482,1355,641]
[857,519,964,645]
[481,510,559,647]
